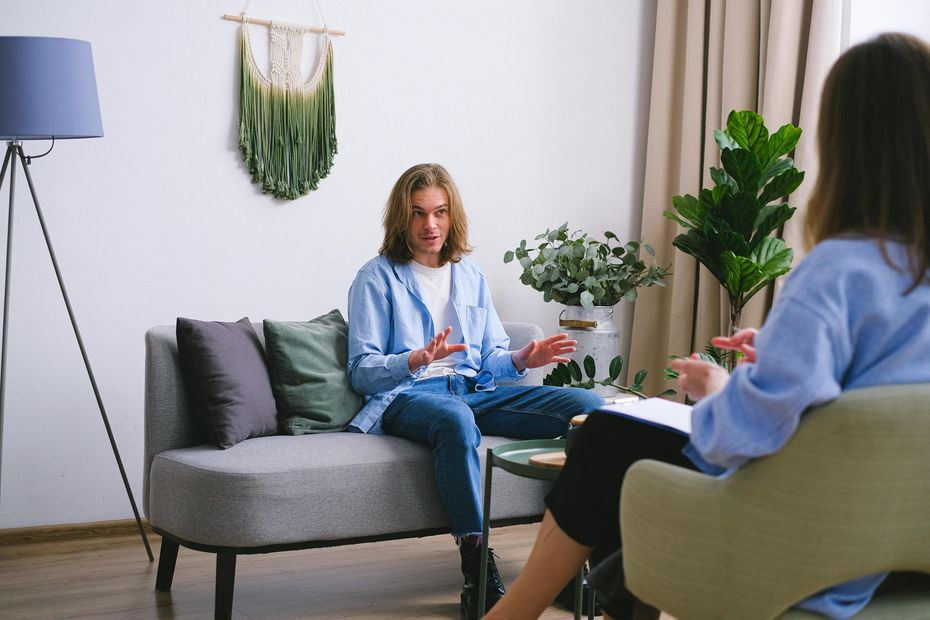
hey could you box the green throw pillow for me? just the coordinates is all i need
[263,310,363,434]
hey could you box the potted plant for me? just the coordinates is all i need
[664,109,804,370]
[504,224,669,391]
[504,223,669,309]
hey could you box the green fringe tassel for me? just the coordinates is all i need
[238,30,337,200]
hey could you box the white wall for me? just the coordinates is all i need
[0,0,657,527]
[848,0,930,45]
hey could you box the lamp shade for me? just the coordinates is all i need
[0,36,103,140]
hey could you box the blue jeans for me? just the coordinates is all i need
[381,375,604,537]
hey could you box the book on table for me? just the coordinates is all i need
[598,397,692,436]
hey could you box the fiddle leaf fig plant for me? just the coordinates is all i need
[504,223,670,310]
[664,110,803,331]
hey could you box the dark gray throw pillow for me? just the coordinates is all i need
[176,317,278,449]
[263,309,363,434]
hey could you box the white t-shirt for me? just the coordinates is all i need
[410,260,463,379]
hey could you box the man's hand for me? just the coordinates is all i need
[711,327,758,364]
[408,326,468,373]
[512,333,576,372]
[669,354,730,401]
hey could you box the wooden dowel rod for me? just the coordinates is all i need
[221,14,346,36]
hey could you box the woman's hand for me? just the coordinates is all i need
[669,354,730,401]
[711,327,758,364]
[513,333,577,371]
[409,326,468,372]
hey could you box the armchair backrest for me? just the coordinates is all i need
[621,384,930,620]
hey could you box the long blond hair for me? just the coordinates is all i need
[379,163,472,264]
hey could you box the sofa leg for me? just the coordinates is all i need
[155,538,180,592]
[215,551,237,620]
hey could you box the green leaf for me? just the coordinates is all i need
[608,355,623,380]
[759,168,804,206]
[722,251,765,298]
[757,157,793,189]
[752,237,794,279]
[663,210,693,230]
[633,368,648,386]
[710,166,738,193]
[714,128,739,150]
[727,110,768,155]
[604,231,617,240]
[719,191,758,239]
[583,355,596,379]
[657,388,677,398]
[668,193,702,228]
[751,204,796,248]
[568,360,583,382]
[672,231,724,283]
[503,250,514,264]
[580,290,595,309]
[721,148,761,193]
[760,123,802,169]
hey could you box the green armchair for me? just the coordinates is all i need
[620,384,930,620]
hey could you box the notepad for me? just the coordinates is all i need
[598,397,692,435]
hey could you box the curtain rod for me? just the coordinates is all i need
[221,14,346,37]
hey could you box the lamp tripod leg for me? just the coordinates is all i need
[16,146,153,561]
[0,144,15,514]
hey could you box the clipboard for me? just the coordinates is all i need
[597,397,692,436]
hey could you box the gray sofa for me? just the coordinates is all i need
[143,321,553,619]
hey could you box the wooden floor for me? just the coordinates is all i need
[0,523,666,620]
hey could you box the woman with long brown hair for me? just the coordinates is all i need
[487,32,930,620]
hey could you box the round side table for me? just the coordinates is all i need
[478,438,595,620]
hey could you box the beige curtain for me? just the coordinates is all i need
[629,0,844,396]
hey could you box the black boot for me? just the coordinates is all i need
[459,539,506,620]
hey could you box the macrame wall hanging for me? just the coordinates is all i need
[223,1,345,199]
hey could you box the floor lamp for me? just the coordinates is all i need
[0,36,152,561]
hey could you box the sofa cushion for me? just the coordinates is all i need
[176,317,278,449]
[263,310,363,434]
[147,433,551,547]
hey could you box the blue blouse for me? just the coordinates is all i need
[685,236,930,618]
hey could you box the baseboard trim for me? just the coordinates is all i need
[0,518,156,547]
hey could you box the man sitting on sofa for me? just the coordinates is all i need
[346,163,603,619]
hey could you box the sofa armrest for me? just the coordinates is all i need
[143,326,203,516]
[501,321,545,386]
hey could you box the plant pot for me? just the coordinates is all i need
[559,305,621,398]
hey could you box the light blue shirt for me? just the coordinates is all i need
[346,255,527,434]
[684,236,930,619]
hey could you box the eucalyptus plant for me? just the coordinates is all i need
[663,110,803,331]
[504,224,670,310]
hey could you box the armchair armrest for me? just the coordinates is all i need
[621,384,930,620]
